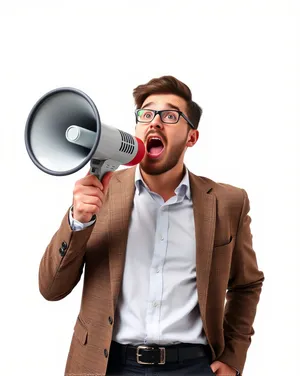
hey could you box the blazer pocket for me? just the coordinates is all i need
[74,316,88,345]
[213,235,234,249]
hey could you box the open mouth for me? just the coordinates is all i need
[146,137,165,158]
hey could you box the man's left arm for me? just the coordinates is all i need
[216,189,265,375]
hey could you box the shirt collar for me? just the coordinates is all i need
[135,166,191,200]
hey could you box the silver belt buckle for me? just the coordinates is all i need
[136,345,166,365]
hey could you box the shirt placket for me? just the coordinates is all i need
[144,199,169,344]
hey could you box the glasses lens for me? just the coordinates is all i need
[136,109,154,122]
[161,110,179,123]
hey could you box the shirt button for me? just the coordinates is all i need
[160,236,164,241]
[156,269,160,273]
[153,301,158,307]
[104,349,108,358]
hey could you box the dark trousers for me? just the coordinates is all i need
[106,342,215,376]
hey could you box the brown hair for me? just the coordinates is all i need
[133,75,202,129]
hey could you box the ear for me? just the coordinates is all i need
[186,129,199,148]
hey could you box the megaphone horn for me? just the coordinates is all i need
[25,87,145,180]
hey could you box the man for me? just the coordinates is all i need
[39,76,264,376]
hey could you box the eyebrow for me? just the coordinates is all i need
[141,102,181,112]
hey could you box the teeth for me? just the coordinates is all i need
[148,137,162,142]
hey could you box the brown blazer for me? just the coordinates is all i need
[39,167,264,375]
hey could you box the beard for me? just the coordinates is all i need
[140,136,188,176]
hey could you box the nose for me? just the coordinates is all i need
[149,113,164,130]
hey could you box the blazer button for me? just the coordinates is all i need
[104,349,108,358]
[59,247,66,257]
[59,241,68,256]
[108,316,113,325]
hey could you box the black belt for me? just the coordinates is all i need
[110,341,209,365]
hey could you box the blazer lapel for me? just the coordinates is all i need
[189,172,216,329]
[108,167,136,311]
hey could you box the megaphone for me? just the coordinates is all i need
[25,87,145,180]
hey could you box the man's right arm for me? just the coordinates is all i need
[38,172,113,301]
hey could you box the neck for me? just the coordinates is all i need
[140,163,186,201]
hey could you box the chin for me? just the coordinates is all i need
[140,158,179,176]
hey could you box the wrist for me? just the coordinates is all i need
[71,206,96,223]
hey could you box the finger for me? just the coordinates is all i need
[80,195,102,208]
[74,202,100,216]
[77,175,104,191]
[77,186,103,198]
[73,187,102,203]
[74,189,105,208]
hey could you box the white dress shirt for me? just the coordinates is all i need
[70,167,207,346]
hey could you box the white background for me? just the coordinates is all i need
[0,1,299,375]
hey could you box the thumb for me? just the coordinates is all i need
[102,172,113,194]
[210,361,220,373]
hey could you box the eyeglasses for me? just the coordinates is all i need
[135,109,195,129]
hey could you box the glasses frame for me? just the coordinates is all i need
[135,109,196,129]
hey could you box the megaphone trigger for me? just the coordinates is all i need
[90,158,120,181]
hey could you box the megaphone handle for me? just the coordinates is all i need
[90,158,120,181]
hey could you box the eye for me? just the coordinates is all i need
[144,112,153,119]
[138,110,153,120]
[162,111,178,122]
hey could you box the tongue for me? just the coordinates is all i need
[149,145,163,156]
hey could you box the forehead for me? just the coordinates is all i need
[141,94,187,112]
